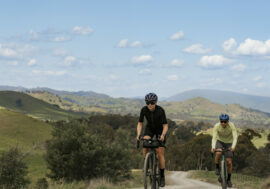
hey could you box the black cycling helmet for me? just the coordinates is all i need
[219,113,229,121]
[145,92,158,102]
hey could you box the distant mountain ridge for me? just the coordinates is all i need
[166,89,270,113]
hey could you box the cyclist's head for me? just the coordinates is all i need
[145,92,158,105]
[219,113,229,123]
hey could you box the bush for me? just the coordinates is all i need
[0,148,30,189]
[35,178,48,189]
[45,120,131,182]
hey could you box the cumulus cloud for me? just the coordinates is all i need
[167,74,179,81]
[64,56,76,65]
[53,49,69,56]
[131,55,153,63]
[170,30,184,40]
[32,70,67,76]
[183,44,211,54]
[27,58,36,66]
[0,43,37,59]
[117,39,128,48]
[130,41,142,47]
[0,44,18,58]
[51,36,71,42]
[117,39,143,48]
[170,59,184,67]
[199,55,231,68]
[200,77,223,87]
[138,69,151,75]
[231,64,247,72]
[72,26,93,35]
[222,38,237,51]
[235,38,270,56]
[29,30,39,40]
[253,76,262,81]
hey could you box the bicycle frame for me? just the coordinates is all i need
[213,148,231,189]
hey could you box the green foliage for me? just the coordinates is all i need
[0,148,30,189]
[45,120,131,182]
[35,178,48,189]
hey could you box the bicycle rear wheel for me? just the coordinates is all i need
[144,152,153,189]
[221,160,227,189]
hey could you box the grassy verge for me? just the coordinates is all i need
[189,170,266,189]
[27,170,143,189]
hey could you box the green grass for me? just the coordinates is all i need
[0,108,52,185]
[0,91,88,121]
[189,170,266,189]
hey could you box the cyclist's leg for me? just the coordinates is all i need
[225,143,233,187]
[143,135,151,158]
[156,147,165,169]
[215,140,223,176]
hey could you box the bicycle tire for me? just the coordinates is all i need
[221,160,227,189]
[151,153,157,189]
[144,152,153,189]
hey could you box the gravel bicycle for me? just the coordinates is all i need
[212,148,232,189]
[137,136,164,189]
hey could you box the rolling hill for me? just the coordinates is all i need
[0,91,88,121]
[0,107,52,182]
[166,89,270,113]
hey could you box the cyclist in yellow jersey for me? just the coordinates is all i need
[211,113,238,188]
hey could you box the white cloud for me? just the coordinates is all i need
[130,41,142,47]
[222,38,237,51]
[117,39,128,48]
[32,70,67,76]
[199,55,231,68]
[235,38,270,56]
[64,56,76,65]
[183,44,211,54]
[256,82,266,88]
[170,59,184,67]
[109,74,118,80]
[6,61,19,66]
[72,26,93,35]
[27,58,36,66]
[53,49,68,56]
[131,55,153,63]
[170,30,184,40]
[138,69,151,75]
[253,76,262,81]
[231,64,247,71]
[29,30,39,40]
[51,36,71,42]
[0,44,18,58]
[167,74,179,81]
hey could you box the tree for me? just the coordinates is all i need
[0,148,30,189]
[45,120,131,181]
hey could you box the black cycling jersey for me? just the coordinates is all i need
[139,105,167,134]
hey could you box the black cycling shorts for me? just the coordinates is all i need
[215,140,233,158]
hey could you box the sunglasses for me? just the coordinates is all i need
[146,101,156,105]
[220,121,228,124]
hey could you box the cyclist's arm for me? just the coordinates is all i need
[231,123,238,149]
[137,122,143,138]
[212,124,218,149]
[161,124,168,136]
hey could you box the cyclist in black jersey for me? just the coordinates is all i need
[136,93,168,187]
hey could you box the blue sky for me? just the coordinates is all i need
[1,0,270,98]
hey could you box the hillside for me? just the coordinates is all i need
[0,91,88,121]
[160,97,270,127]
[166,89,270,113]
[0,107,52,182]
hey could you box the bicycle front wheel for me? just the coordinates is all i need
[221,160,227,189]
[144,152,153,189]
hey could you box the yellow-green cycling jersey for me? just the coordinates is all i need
[211,122,238,149]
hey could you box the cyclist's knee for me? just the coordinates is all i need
[226,158,232,165]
